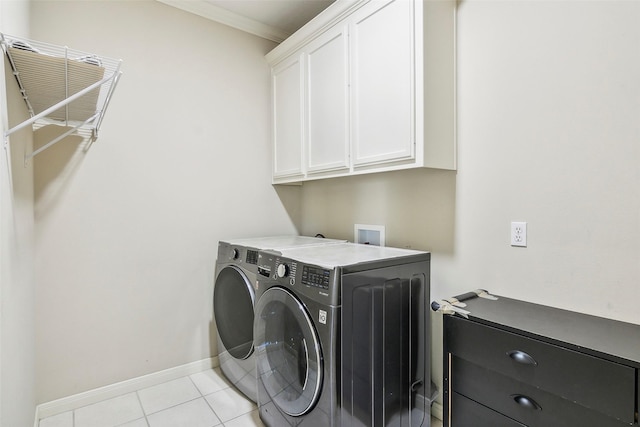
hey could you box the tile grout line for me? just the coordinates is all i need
[222,408,259,427]
[132,391,150,427]
[188,370,239,427]
[143,395,203,417]
[186,373,204,397]
[186,373,225,426]
[199,390,224,425]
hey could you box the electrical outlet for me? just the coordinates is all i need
[511,222,527,247]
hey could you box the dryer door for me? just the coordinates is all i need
[254,287,323,417]
[214,265,254,360]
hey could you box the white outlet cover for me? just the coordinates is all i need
[511,221,527,247]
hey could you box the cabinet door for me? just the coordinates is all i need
[272,54,304,180]
[306,24,350,174]
[350,0,415,167]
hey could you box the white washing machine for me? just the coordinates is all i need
[213,236,345,402]
[253,243,432,426]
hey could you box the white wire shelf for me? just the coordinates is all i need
[1,33,122,162]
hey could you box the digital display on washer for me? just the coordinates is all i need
[301,265,330,289]
[246,250,259,265]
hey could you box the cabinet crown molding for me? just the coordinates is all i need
[266,0,366,64]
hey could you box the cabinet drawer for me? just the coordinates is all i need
[445,315,635,423]
[452,356,631,427]
[451,392,526,427]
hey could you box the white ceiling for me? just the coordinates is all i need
[158,0,336,43]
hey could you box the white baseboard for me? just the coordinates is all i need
[432,402,444,421]
[415,392,443,423]
[34,356,219,426]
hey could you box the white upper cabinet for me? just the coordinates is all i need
[271,55,304,181]
[272,54,304,180]
[267,0,455,184]
[306,24,350,175]
[351,0,414,167]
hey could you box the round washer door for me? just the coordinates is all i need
[213,265,254,360]
[254,287,323,417]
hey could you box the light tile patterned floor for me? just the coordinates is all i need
[38,368,259,427]
[38,367,443,427]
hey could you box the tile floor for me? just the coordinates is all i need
[39,368,443,427]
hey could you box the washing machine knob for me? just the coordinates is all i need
[277,263,289,278]
[230,248,239,260]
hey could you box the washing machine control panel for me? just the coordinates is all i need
[301,265,330,290]
[257,250,338,305]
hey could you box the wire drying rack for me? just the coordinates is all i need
[1,32,122,161]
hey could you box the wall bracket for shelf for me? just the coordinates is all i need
[1,32,122,163]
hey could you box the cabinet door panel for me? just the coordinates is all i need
[351,0,414,167]
[307,25,350,174]
[273,55,304,179]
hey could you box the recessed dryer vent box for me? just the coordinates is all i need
[354,224,385,246]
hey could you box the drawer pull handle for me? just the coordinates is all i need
[512,394,542,411]
[507,350,538,366]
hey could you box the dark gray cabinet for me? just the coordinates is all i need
[442,295,640,427]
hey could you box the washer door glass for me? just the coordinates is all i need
[254,287,323,417]
[213,265,254,360]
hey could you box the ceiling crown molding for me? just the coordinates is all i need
[157,0,291,43]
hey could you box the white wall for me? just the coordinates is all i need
[30,0,300,403]
[299,0,640,408]
[1,1,37,425]
[20,0,640,413]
